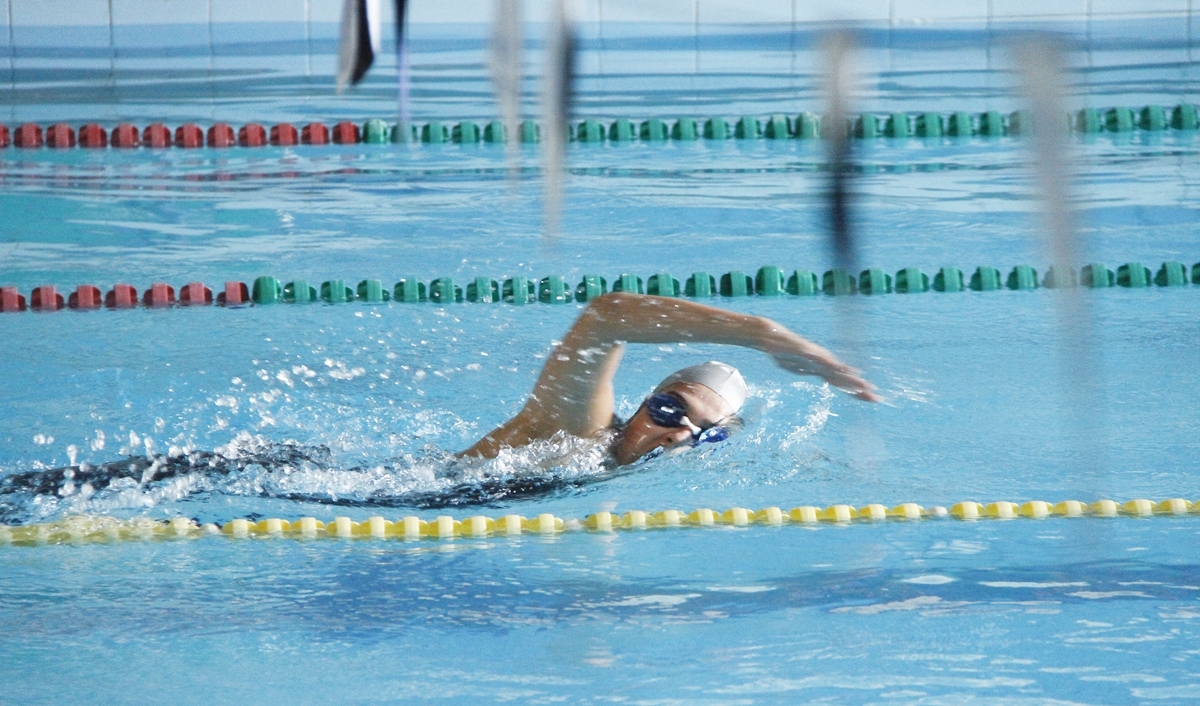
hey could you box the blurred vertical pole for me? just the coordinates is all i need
[5,0,12,123]
[490,0,522,177]
[597,0,605,78]
[824,33,861,353]
[207,0,215,119]
[107,0,115,108]
[1014,37,1104,494]
[789,0,797,92]
[823,32,881,485]
[305,0,312,77]
[541,0,574,248]
[1016,39,1075,275]
[394,0,410,138]
[336,0,374,93]
[824,33,855,278]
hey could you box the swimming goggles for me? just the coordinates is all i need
[642,392,730,445]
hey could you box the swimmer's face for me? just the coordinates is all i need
[612,382,735,466]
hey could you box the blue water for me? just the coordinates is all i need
[3,20,1200,704]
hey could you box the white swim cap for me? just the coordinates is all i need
[654,361,747,413]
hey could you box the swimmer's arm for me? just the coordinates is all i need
[562,293,879,402]
[461,293,877,458]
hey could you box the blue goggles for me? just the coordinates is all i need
[642,392,730,446]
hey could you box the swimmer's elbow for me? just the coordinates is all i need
[586,291,637,314]
[572,292,645,346]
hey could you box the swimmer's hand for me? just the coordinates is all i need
[759,326,881,402]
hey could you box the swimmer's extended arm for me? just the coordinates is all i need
[461,292,879,458]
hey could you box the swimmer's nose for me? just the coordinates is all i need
[660,427,694,450]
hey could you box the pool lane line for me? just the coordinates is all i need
[0,499,1194,546]
[1,262,1196,313]
[0,105,1196,151]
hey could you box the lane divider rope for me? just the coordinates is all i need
[0,498,1195,546]
[0,104,1196,151]
[1,261,1196,313]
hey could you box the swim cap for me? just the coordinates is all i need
[653,361,747,414]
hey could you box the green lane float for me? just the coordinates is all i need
[795,113,820,139]
[704,117,729,140]
[503,276,536,304]
[357,279,388,303]
[612,273,644,294]
[735,116,761,139]
[1117,262,1151,288]
[855,113,879,138]
[765,114,790,140]
[1007,265,1038,291]
[686,272,715,297]
[2,260,1197,314]
[640,118,669,141]
[915,112,942,137]
[948,111,974,136]
[1156,261,1187,286]
[394,277,427,303]
[575,275,606,302]
[933,267,964,292]
[787,269,819,295]
[895,267,929,293]
[672,118,699,141]
[646,272,680,297]
[466,277,498,303]
[1174,105,1199,130]
[823,268,857,296]
[1042,265,1077,289]
[1081,263,1115,288]
[859,268,893,295]
[970,266,1003,292]
[720,271,754,297]
[576,119,605,143]
[979,110,1005,136]
[429,277,463,303]
[284,280,316,303]
[756,266,786,296]
[3,497,1197,547]
[538,275,571,303]
[320,279,354,303]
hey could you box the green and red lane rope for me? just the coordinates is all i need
[0,103,1194,150]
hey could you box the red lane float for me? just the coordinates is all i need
[0,124,10,148]
[46,123,76,149]
[143,282,175,307]
[217,281,250,306]
[15,123,43,149]
[175,123,203,149]
[111,123,140,148]
[270,123,298,146]
[68,285,102,309]
[79,123,108,148]
[302,122,329,145]
[332,121,360,144]
[31,285,65,311]
[208,122,235,148]
[179,281,213,305]
[1,287,28,312]
[105,284,138,309]
[143,123,171,148]
[239,123,267,147]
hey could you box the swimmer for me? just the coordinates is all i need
[0,293,881,521]
[463,292,880,465]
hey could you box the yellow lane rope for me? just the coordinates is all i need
[0,498,1194,546]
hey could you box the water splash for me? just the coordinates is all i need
[0,426,625,525]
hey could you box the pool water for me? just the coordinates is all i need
[3,19,1200,704]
